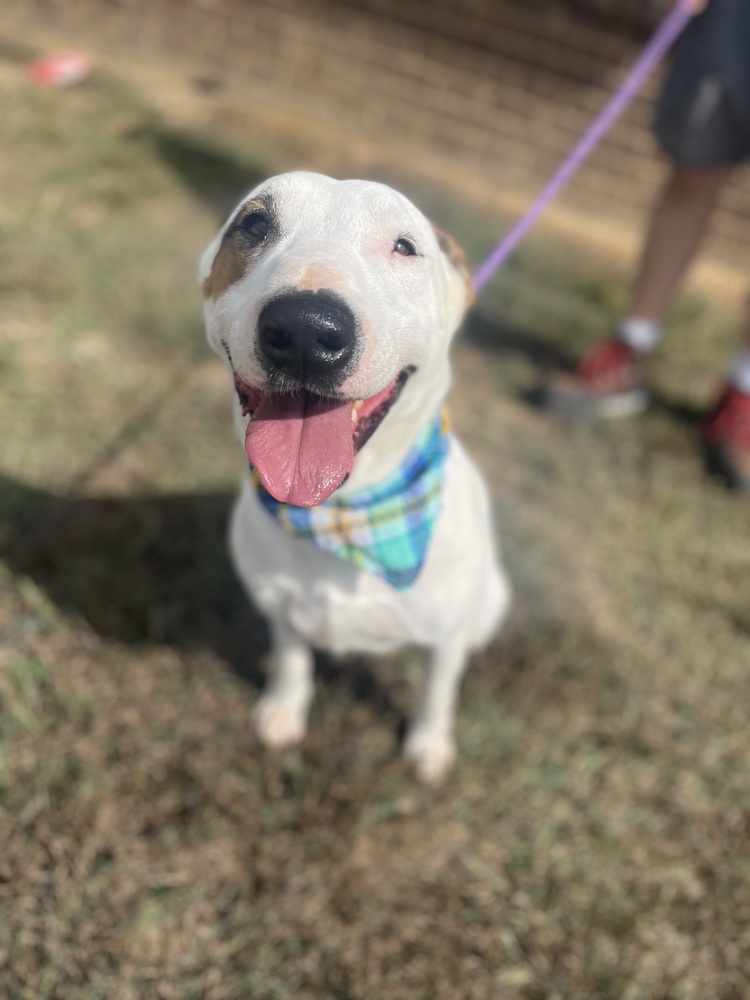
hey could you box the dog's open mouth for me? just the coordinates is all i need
[234,367,415,506]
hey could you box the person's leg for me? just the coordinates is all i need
[627,162,734,326]
[542,161,734,417]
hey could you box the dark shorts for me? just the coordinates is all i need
[655,0,750,167]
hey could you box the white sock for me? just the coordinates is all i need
[616,316,663,353]
[729,349,750,394]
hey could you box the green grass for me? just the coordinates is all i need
[1,35,750,1000]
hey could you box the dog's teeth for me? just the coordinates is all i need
[352,406,357,423]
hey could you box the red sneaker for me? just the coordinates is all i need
[704,385,750,492]
[542,335,648,418]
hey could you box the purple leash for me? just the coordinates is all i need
[472,0,694,294]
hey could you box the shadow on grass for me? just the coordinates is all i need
[0,473,266,684]
[0,473,405,716]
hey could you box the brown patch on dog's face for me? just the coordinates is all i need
[432,224,474,308]
[202,194,278,300]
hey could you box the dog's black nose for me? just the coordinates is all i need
[257,290,357,388]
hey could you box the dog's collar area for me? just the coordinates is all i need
[253,408,451,589]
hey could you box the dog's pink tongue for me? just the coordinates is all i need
[245,392,353,506]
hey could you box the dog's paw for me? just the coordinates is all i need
[252,696,308,750]
[403,728,456,785]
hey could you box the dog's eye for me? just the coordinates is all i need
[393,237,418,257]
[239,211,271,242]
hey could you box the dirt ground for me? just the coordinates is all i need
[1,29,750,1000]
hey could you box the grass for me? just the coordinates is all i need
[1,34,750,1000]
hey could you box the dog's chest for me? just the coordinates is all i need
[275,578,419,655]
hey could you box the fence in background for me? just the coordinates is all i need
[5,0,750,270]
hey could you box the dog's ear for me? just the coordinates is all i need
[432,224,475,310]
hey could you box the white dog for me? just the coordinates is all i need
[200,172,510,782]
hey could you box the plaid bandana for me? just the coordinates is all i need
[254,410,451,589]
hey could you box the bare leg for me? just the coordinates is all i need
[404,639,469,784]
[252,617,314,749]
[741,294,750,350]
[630,163,733,321]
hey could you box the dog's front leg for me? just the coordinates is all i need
[252,617,314,749]
[403,638,468,784]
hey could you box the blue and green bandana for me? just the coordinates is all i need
[254,410,450,589]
